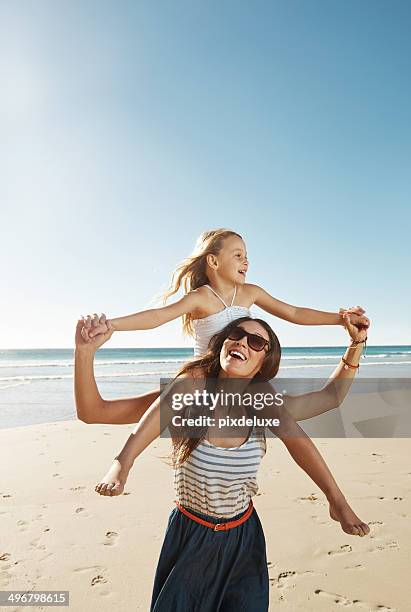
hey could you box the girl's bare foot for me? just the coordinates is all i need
[95,460,128,496]
[329,498,370,537]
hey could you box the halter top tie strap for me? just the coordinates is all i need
[204,284,237,308]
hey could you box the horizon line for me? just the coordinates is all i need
[1,344,410,351]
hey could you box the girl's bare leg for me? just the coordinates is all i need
[328,495,370,537]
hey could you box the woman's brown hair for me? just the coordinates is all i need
[162,228,243,337]
[168,316,281,467]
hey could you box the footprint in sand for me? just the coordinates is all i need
[91,574,108,586]
[269,569,315,590]
[297,494,325,506]
[310,514,328,525]
[371,453,387,463]
[328,544,352,556]
[103,531,118,546]
[368,520,384,537]
[73,565,107,574]
[314,589,394,610]
[0,553,11,561]
[70,486,86,492]
[369,540,399,553]
[269,570,296,588]
[0,568,12,585]
[17,520,28,532]
[29,537,46,551]
[75,507,91,517]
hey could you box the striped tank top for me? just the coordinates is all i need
[192,284,251,356]
[174,426,267,519]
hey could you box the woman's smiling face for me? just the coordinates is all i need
[220,320,270,378]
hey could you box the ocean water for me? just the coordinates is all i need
[0,346,410,429]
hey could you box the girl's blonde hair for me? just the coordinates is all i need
[162,228,243,337]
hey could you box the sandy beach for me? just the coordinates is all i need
[0,419,410,611]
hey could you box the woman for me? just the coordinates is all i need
[74,313,370,611]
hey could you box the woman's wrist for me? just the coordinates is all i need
[75,345,97,358]
[341,341,364,370]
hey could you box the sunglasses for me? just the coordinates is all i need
[227,326,270,352]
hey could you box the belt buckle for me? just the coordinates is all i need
[213,522,226,532]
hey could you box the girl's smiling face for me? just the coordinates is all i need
[208,235,249,284]
[220,320,270,378]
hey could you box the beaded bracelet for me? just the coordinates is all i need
[341,337,368,370]
[350,337,368,347]
[341,357,359,370]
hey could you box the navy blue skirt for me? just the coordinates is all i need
[150,503,269,612]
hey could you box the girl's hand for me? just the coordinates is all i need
[339,306,370,331]
[81,313,114,342]
[75,316,114,352]
[343,312,369,344]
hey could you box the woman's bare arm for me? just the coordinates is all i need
[280,341,364,421]
[94,373,199,495]
[113,378,179,470]
[74,318,164,424]
[268,312,368,421]
[259,346,362,423]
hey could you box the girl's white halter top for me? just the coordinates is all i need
[192,284,251,356]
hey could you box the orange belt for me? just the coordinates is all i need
[175,500,254,532]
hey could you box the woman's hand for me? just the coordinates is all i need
[80,313,114,343]
[339,306,370,331]
[75,315,114,352]
[342,311,369,344]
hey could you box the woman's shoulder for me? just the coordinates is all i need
[178,365,206,380]
[161,366,206,402]
[177,365,207,389]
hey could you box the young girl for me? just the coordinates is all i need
[76,228,369,426]
[75,314,370,611]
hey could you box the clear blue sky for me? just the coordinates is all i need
[1,1,410,348]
